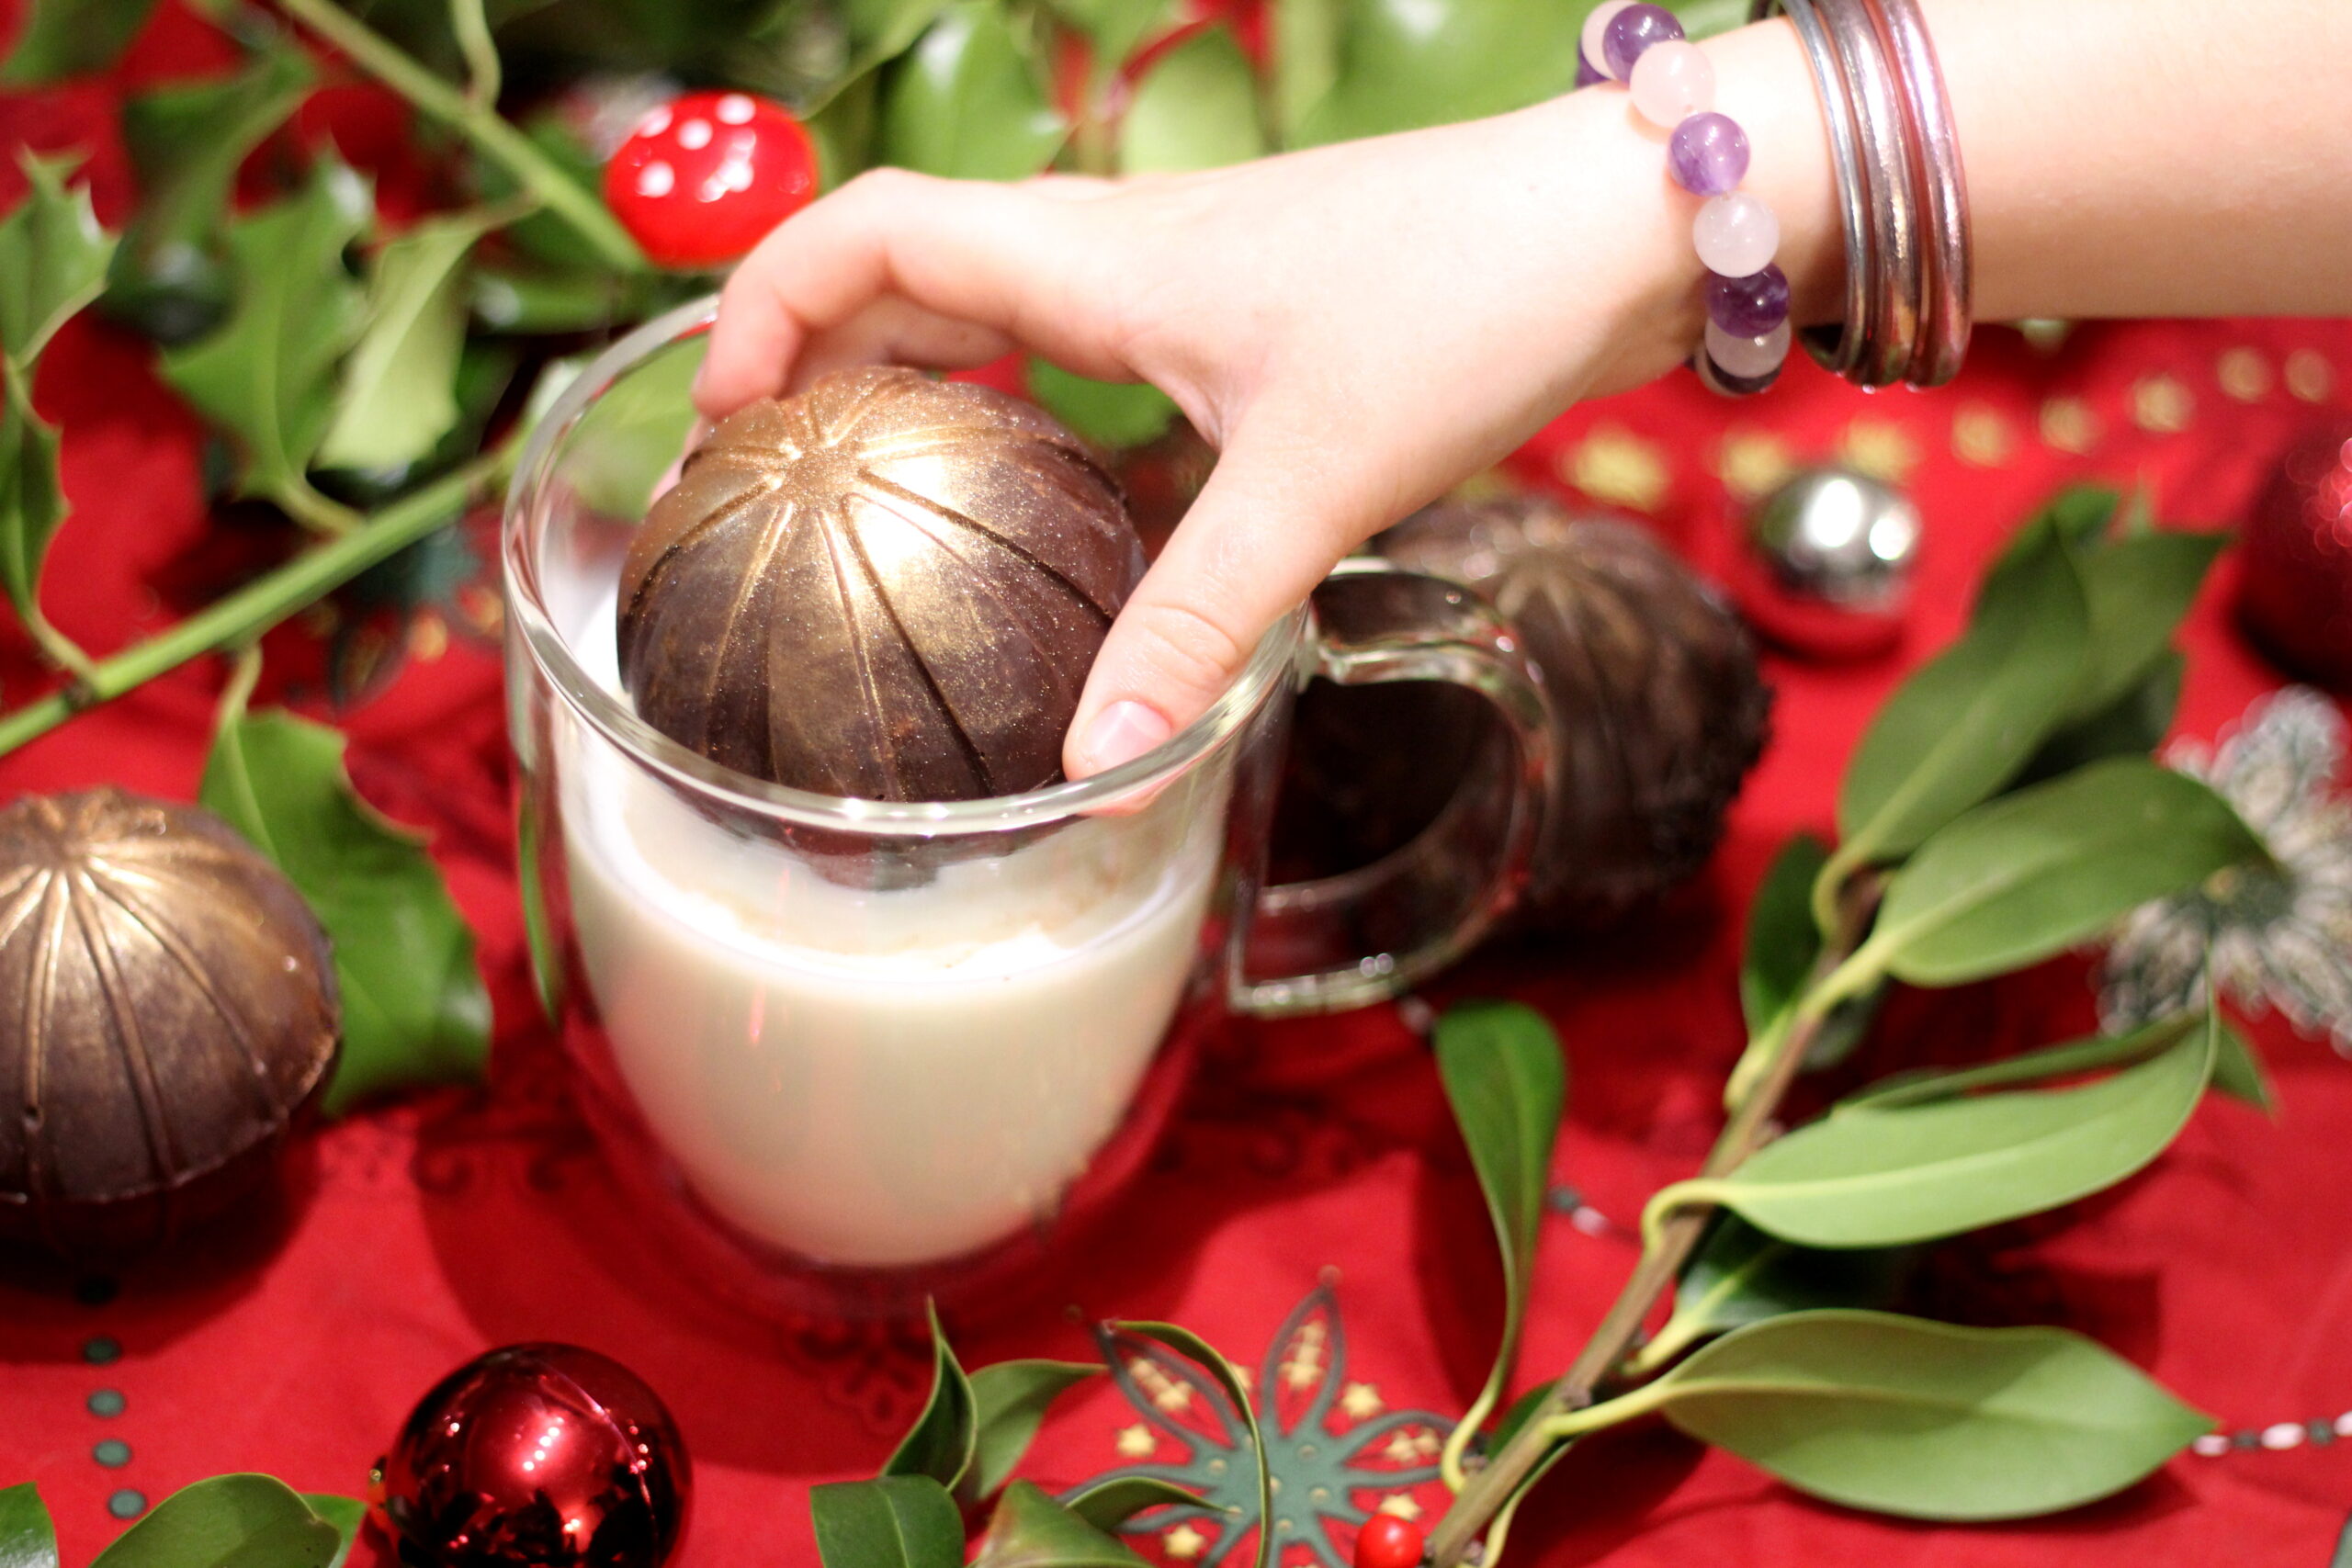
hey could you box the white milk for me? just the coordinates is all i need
[552,583,1222,1268]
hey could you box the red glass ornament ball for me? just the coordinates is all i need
[605,91,818,270]
[1353,1514,1428,1568]
[375,1343,690,1568]
[2240,421,2352,691]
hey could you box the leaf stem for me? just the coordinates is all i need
[275,0,645,274]
[0,439,516,757]
[447,0,501,110]
[1428,873,1885,1568]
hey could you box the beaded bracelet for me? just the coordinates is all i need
[1580,1,1792,396]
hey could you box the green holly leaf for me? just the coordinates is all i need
[1060,1476,1204,1533]
[0,152,117,365]
[0,1483,59,1568]
[809,1475,965,1568]
[161,158,372,511]
[2021,649,2184,784]
[1679,1001,2212,1248]
[967,1360,1100,1503]
[1295,0,1598,145]
[0,0,160,85]
[1119,26,1264,172]
[0,379,71,661]
[200,708,491,1114]
[1646,1311,2211,1520]
[877,0,1068,180]
[297,1497,364,1568]
[319,207,505,473]
[1433,1000,1566,1472]
[2063,527,2228,722]
[885,1302,979,1491]
[1028,360,1178,451]
[107,36,314,345]
[974,1483,1152,1568]
[89,1476,341,1568]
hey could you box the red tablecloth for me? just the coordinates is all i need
[4,43,2352,1568]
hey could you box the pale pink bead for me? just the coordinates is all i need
[1704,318,1792,378]
[1630,40,1713,127]
[1693,192,1780,276]
[1581,0,1634,79]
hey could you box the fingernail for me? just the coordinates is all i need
[1075,701,1173,776]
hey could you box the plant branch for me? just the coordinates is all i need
[275,0,645,274]
[0,438,518,757]
[1429,874,1885,1568]
[447,0,501,109]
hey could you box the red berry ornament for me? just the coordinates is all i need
[2240,420,2352,691]
[605,91,818,270]
[1354,1514,1427,1568]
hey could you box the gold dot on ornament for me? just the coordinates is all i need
[2285,349,2335,403]
[2131,375,2193,434]
[2217,348,2272,402]
[1716,432,1796,502]
[1951,402,2015,467]
[407,613,450,662]
[1560,426,1669,513]
[1163,1524,1207,1561]
[1114,1423,1155,1459]
[2040,397,2100,455]
[1836,419,1922,485]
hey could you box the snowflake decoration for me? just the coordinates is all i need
[2099,687,2352,1051]
[1070,1284,1452,1568]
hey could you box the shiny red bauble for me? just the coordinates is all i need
[374,1343,689,1568]
[2240,421,2352,691]
[604,91,818,270]
[1353,1513,1428,1568]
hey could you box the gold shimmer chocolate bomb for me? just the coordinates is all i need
[618,367,1148,801]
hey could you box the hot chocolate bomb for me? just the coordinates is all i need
[618,367,1147,801]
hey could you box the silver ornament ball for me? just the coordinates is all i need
[1734,467,1921,659]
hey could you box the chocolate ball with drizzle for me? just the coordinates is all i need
[618,367,1148,801]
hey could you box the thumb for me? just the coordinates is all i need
[1066,425,1377,779]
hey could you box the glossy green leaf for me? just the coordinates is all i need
[967,1359,1100,1502]
[106,38,313,344]
[1863,759,2268,988]
[1993,484,2118,570]
[1650,1310,2211,1519]
[975,1483,1152,1567]
[526,336,705,519]
[1270,0,1340,138]
[200,709,491,1113]
[1295,0,1597,145]
[808,1475,965,1568]
[299,1496,364,1568]
[0,0,158,84]
[0,152,117,364]
[2022,649,2184,784]
[886,1302,978,1490]
[2064,528,2228,721]
[1828,524,2090,886]
[1742,833,1827,1035]
[1120,26,1265,172]
[808,0,958,111]
[0,381,69,656]
[1114,1323,1268,1568]
[1028,361,1178,451]
[0,1483,58,1568]
[1061,1476,1204,1533]
[1434,1000,1566,1459]
[1685,1007,2211,1248]
[319,208,504,472]
[1660,1216,1908,1351]
[1838,1010,2200,1113]
[89,1476,341,1568]
[160,159,371,507]
[877,1,1067,181]
[2211,1018,2275,1115]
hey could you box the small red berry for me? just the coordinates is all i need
[605,90,819,270]
[1354,1514,1427,1568]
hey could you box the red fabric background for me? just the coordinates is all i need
[3,25,2351,1568]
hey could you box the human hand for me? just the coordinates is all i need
[694,32,1829,777]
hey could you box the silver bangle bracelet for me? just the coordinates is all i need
[1815,0,1924,388]
[1773,0,1872,378]
[1862,0,1973,385]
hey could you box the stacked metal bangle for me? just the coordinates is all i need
[1750,0,1973,388]
[1580,2,1794,396]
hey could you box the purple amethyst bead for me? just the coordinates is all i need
[1576,49,1606,87]
[1668,112,1750,196]
[1601,4,1684,80]
[1707,265,1792,338]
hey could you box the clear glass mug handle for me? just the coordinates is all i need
[1233,558,1554,1017]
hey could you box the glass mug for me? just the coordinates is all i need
[503,299,1554,1318]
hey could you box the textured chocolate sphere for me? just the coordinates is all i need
[0,789,339,1255]
[1377,494,1772,928]
[376,1343,689,1568]
[618,367,1147,800]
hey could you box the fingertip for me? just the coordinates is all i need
[1065,698,1175,780]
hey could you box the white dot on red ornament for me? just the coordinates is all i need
[678,118,713,150]
[640,107,672,137]
[2191,1435,2231,1457]
[638,161,675,197]
[718,94,755,124]
[2337,1412,2352,1436]
[2261,1422,2306,1450]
